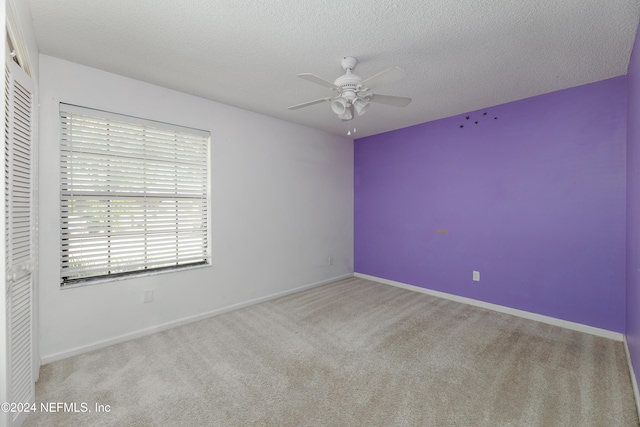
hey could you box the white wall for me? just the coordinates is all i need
[38,55,354,362]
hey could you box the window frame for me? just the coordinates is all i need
[59,103,211,287]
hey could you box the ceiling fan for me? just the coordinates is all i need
[288,56,411,121]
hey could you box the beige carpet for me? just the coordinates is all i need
[24,277,639,426]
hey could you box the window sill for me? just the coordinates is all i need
[60,262,212,289]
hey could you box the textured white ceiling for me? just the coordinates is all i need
[27,0,640,138]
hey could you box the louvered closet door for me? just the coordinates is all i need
[4,57,35,427]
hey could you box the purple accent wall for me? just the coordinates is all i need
[627,22,640,392]
[355,77,627,332]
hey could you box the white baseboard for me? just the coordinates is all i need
[624,337,640,416]
[354,272,624,342]
[41,273,352,364]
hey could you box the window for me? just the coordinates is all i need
[59,104,210,286]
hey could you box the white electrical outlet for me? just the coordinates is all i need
[473,271,480,281]
[328,256,333,266]
[143,290,154,303]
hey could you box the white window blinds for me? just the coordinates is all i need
[60,104,210,286]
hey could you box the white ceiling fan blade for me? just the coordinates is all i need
[360,67,406,90]
[287,97,332,110]
[297,73,340,90]
[367,94,412,107]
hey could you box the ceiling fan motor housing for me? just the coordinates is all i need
[335,56,365,100]
[334,71,363,97]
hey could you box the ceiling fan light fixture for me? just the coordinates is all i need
[353,98,369,116]
[331,97,348,115]
[338,108,353,120]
